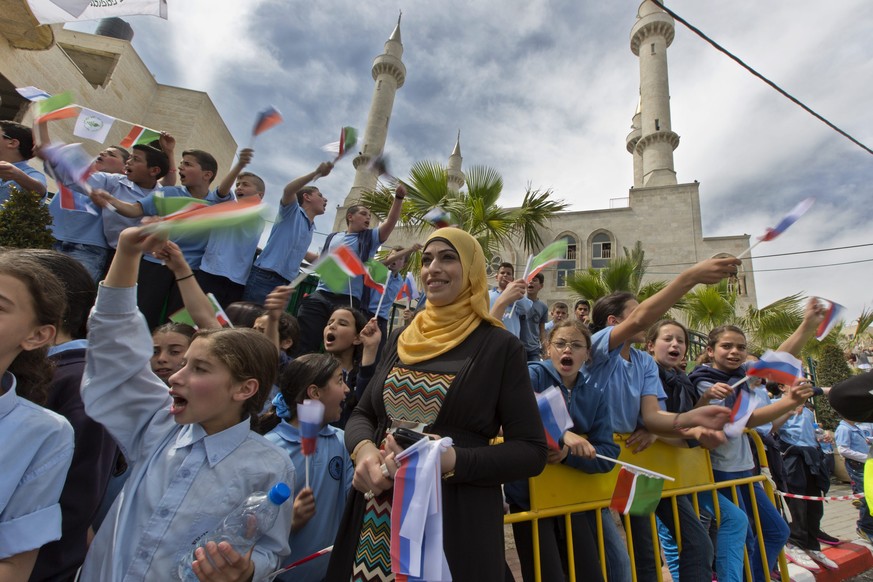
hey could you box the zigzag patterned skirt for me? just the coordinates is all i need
[350,365,453,581]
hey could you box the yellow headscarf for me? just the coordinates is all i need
[398,228,503,364]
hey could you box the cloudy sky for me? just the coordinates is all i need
[69,0,873,319]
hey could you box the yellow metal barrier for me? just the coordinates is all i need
[504,431,788,582]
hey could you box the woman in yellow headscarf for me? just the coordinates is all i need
[326,228,547,582]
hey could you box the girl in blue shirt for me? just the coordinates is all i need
[0,252,74,579]
[259,353,354,581]
[505,320,618,582]
[81,226,295,581]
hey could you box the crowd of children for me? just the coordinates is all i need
[0,118,868,582]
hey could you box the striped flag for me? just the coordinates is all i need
[73,108,115,144]
[423,206,451,228]
[746,350,803,386]
[610,467,665,516]
[322,126,358,159]
[364,260,389,294]
[724,383,758,439]
[42,142,94,189]
[395,273,419,302]
[391,437,452,581]
[297,399,325,456]
[15,86,51,101]
[147,197,265,236]
[312,244,367,293]
[152,193,209,217]
[758,197,814,241]
[535,386,573,451]
[252,106,283,136]
[169,293,234,329]
[525,239,569,282]
[35,92,79,122]
[58,184,98,215]
[119,125,161,148]
[815,299,846,341]
[366,153,395,181]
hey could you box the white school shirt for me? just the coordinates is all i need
[0,372,73,559]
[80,285,295,581]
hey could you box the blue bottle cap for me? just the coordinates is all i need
[268,482,292,505]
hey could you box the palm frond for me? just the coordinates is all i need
[510,186,569,253]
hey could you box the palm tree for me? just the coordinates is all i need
[359,160,568,260]
[565,242,667,304]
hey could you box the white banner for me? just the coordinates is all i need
[73,108,116,144]
[26,0,168,25]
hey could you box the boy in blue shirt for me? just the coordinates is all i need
[242,160,334,304]
[0,120,46,202]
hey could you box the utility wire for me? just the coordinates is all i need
[647,256,873,275]
[650,0,873,157]
[647,242,873,268]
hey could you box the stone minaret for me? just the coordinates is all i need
[334,14,406,231]
[446,131,465,193]
[629,0,680,187]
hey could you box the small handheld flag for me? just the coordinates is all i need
[321,126,358,161]
[145,197,265,236]
[312,244,367,293]
[298,399,325,490]
[423,206,451,229]
[746,350,803,386]
[724,383,758,439]
[58,184,98,215]
[610,467,665,516]
[16,86,51,101]
[758,197,815,242]
[120,125,161,148]
[169,293,234,329]
[815,298,846,341]
[395,272,419,304]
[35,91,79,122]
[366,153,395,181]
[152,194,209,217]
[524,239,569,282]
[364,260,389,294]
[73,108,116,144]
[42,142,95,191]
[535,386,574,451]
[252,106,283,137]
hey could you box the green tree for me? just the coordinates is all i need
[812,343,854,430]
[565,242,666,304]
[0,185,54,249]
[359,160,568,261]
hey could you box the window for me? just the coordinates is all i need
[591,233,612,269]
[556,235,577,288]
[486,254,503,277]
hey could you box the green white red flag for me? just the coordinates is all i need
[35,92,79,122]
[312,244,368,293]
[609,467,664,516]
[524,239,569,282]
[120,125,161,148]
[146,197,265,236]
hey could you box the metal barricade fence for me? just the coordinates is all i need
[503,431,788,582]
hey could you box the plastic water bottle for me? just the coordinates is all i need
[177,482,291,581]
[815,423,825,441]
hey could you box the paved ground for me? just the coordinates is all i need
[504,479,869,581]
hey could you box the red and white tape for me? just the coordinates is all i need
[775,491,864,501]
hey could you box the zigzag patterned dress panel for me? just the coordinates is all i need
[350,366,454,582]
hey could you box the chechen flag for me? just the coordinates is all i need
[35,92,79,122]
[747,350,803,386]
[322,126,358,159]
[610,467,664,516]
[120,125,160,149]
[297,400,324,456]
[525,239,569,282]
[363,260,389,294]
[816,299,846,341]
[147,197,266,236]
[311,244,367,294]
[535,386,573,451]
[723,383,758,439]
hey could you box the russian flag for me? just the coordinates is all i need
[297,399,324,456]
[758,197,814,241]
[816,299,846,341]
[746,350,803,386]
[423,206,451,229]
[396,273,419,302]
[535,386,573,451]
[724,383,758,439]
[252,106,283,136]
[58,184,98,215]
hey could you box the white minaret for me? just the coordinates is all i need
[335,14,406,230]
[629,0,680,187]
[446,130,465,193]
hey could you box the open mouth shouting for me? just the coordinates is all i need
[169,390,188,415]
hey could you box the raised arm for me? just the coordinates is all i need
[89,189,144,218]
[378,183,405,243]
[262,285,294,353]
[280,161,333,206]
[217,148,253,198]
[777,297,827,357]
[154,241,221,330]
[608,257,740,350]
[158,132,177,187]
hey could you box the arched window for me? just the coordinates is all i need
[555,235,577,288]
[486,254,504,278]
[591,232,613,269]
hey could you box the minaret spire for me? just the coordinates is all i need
[629,0,680,187]
[447,130,465,193]
[335,16,407,230]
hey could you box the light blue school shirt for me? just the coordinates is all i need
[265,421,353,582]
[200,193,265,284]
[582,326,666,433]
[315,228,382,299]
[752,386,774,435]
[80,284,295,581]
[835,421,872,462]
[777,404,818,448]
[693,362,755,472]
[86,172,161,248]
[367,271,405,319]
[253,200,315,282]
[138,186,233,269]
[47,185,108,247]
[522,299,548,354]
[0,160,46,203]
[488,288,533,339]
[0,371,74,559]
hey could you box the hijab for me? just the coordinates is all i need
[398,228,503,364]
